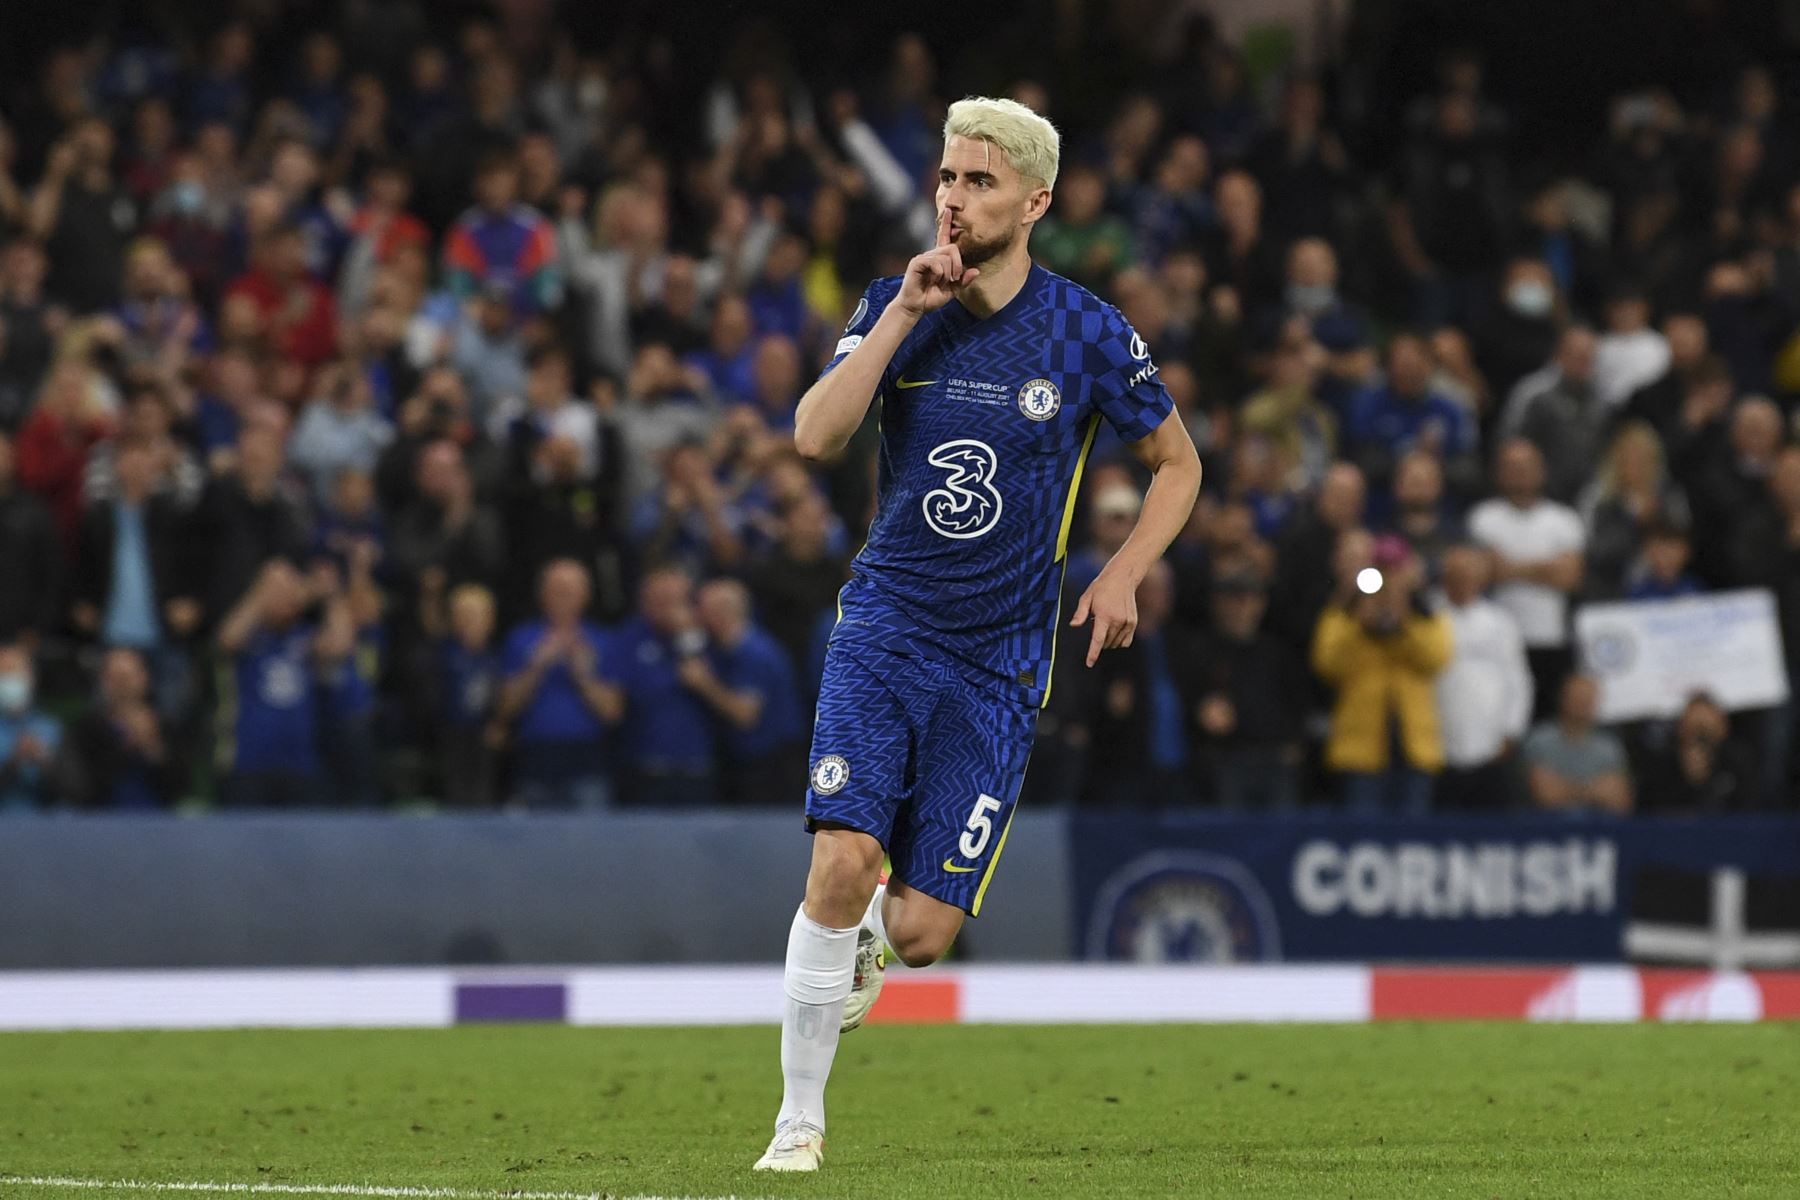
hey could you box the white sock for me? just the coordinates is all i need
[776,904,858,1131]
[860,883,891,949]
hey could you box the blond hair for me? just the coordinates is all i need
[943,97,1061,190]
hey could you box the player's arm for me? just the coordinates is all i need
[1070,411,1202,666]
[794,209,977,462]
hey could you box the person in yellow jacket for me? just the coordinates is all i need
[1311,531,1454,814]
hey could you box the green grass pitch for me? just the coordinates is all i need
[3,1023,1798,1198]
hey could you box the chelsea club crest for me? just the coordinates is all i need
[1017,378,1061,421]
[811,755,851,796]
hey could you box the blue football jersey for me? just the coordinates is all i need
[818,263,1174,707]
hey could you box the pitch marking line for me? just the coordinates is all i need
[0,1178,776,1200]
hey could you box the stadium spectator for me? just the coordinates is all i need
[1620,312,1712,440]
[1345,332,1478,498]
[1269,461,1365,647]
[425,582,502,810]
[1185,566,1309,809]
[745,489,849,697]
[1066,482,1141,599]
[1390,91,1510,327]
[1639,693,1759,814]
[1474,257,1562,410]
[0,429,62,643]
[442,149,560,317]
[198,425,311,620]
[610,566,719,807]
[287,361,394,500]
[693,578,804,807]
[223,222,337,369]
[1312,533,1453,813]
[1035,164,1137,292]
[0,641,64,810]
[1502,326,1604,504]
[63,646,180,809]
[1523,674,1634,815]
[17,354,116,551]
[1580,421,1691,600]
[1469,439,1585,718]
[28,116,135,314]
[81,380,204,509]
[1625,520,1702,600]
[1073,560,1196,807]
[1381,451,1462,582]
[71,436,202,710]
[1594,286,1670,409]
[215,559,354,808]
[1433,543,1532,810]
[0,238,59,428]
[495,559,619,809]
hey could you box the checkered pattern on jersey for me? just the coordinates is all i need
[815,266,1175,708]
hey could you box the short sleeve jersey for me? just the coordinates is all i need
[819,264,1173,706]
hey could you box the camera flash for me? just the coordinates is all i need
[1356,567,1384,595]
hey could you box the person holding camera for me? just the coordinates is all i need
[1311,531,1454,814]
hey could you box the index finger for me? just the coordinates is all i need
[1085,617,1108,667]
[936,206,952,248]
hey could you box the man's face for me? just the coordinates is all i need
[1394,454,1442,510]
[640,572,693,636]
[101,648,150,706]
[1387,337,1433,397]
[936,134,1048,269]
[475,164,518,211]
[1497,442,1545,503]
[1562,677,1599,726]
[1440,546,1489,605]
[540,564,589,624]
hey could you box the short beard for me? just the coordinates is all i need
[957,224,1017,268]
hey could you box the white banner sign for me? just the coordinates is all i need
[1575,589,1790,722]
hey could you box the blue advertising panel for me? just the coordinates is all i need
[1071,814,1800,963]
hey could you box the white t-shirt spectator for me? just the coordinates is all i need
[1594,328,1670,409]
[1434,593,1534,768]
[1468,498,1585,648]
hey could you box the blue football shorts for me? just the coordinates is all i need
[804,636,1038,915]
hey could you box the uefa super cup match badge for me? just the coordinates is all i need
[811,755,851,795]
[1017,378,1061,421]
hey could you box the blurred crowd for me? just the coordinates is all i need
[0,2,1797,815]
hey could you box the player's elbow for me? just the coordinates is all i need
[793,426,840,464]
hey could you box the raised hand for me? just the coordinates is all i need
[897,207,980,318]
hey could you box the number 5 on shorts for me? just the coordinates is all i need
[958,794,1003,859]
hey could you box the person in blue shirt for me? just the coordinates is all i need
[0,642,66,810]
[754,98,1202,1171]
[608,565,721,807]
[1626,520,1704,601]
[1346,332,1478,497]
[317,544,383,809]
[214,559,356,808]
[494,558,621,810]
[690,578,804,807]
[430,583,503,809]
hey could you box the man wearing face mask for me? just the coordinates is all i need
[0,642,65,810]
[1270,237,1366,348]
[1474,257,1560,406]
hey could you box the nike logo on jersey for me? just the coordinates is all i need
[942,858,978,873]
[896,377,937,389]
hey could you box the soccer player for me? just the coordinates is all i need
[754,98,1202,1171]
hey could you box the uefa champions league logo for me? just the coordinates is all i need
[1017,378,1061,421]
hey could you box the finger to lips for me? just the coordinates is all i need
[937,206,952,247]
